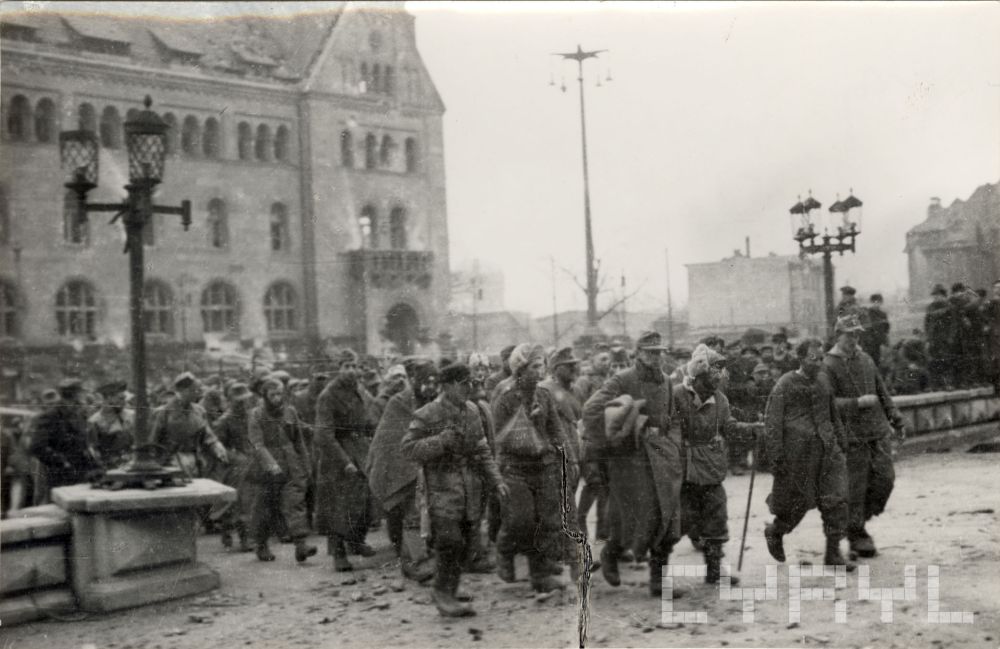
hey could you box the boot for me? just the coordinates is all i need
[531,575,566,593]
[825,537,857,573]
[332,538,353,572]
[764,523,786,562]
[600,544,621,587]
[496,552,516,583]
[237,524,254,553]
[650,556,690,598]
[256,542,276,562]
[294,537,318,563]
[849,529,878,558]
[221,530,233,549]
[704,544,739,586]
[434,564,475,617]
[349,541,377,557]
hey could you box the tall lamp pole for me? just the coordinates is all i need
[60,95,192,489]
[552,45,607,333]
[791,190,863,339]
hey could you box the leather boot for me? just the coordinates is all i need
[849,528,878,558]
[221,530,233,549]
[349,541,377,557]
[237,523,254,553]
[332,538,353,572]
[256,542,276,562]
[434,563,474,617]
[600,543,621,587]
[824,537,857,572]
[402,556,436,584]
[649,559,663,597]
[764,522,786,562]
[294,537,318,563]
[496,552,516,583]
[704,544,739,586]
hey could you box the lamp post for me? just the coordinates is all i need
[791,190,863,339]
[60,95,192,489]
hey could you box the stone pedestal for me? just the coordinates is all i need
[51,479,235,614]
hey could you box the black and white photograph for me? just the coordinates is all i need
[0,1,998,648]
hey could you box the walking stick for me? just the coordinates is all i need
[737,425,762,572]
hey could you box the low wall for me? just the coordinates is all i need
[894,386,1000,454]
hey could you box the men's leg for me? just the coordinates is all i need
[281,463,316,563]
[250,480,277,562]
[385,502,405,556]
[496,469,533,582]
[845,441,877,558]
[529,464,564,592]
[431,516,474,617]
[817,441,853,569]
[698,484,734,585]
[864,438,895,521]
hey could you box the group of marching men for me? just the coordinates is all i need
[20,311,906,619]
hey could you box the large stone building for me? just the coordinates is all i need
[905,182,999,304]
[686,251,825,340]
[0,3,449,388]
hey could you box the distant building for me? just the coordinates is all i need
[443,310,535,358]
[449,261,505,314]
[686,251,824,340]
[905,182,1000,304]
[0,4,450,376]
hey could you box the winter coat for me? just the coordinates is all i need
[401,395,502,522]
[29,402,96,488]
[925,297,955,357]
[86,407,134,469]
[314,375,374,537]
[366,388,419,510]
[538,377,582,466]
[764,370,846,472]
[491,380,567,469]
[672,382,756,485]
[822,344,900,442]
[581,362,683,552]
[247,403,309,482]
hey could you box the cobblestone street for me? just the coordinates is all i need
[4,448,998,649]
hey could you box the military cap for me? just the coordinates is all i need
[870,293,884,303]
[338,349,359,366]
[835,313,865,333]
[840,285,857,295]
[635,331,668,351]
[467,352,490,369]
[58,378,83,392]
[499,345,516,361]
[173,371,198,390]
[42,388,60,403]
[548,346,580,368]
[931,283,947,297]
[950,282,966,294]
[752,363,771,375]
[96,379,127,398]
[385,364,408,379]
[267,370,292,384]
[227,382,253,401]
[439,362,471,385]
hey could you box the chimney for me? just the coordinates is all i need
[928,197,941,218]
[745,236,751,258]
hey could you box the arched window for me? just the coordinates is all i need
[0,281,19,339]
[379,135,394,167]
[78,103,97,132]
[405,137,419,173]
[237,122,253,161]
[55,280,97,338]
[143,279,174,336]
[100,106,121,149]
[340,130,354,168]
[390,207,407,250]
[162,113,178,155]
[372,64,382,93]
[6,95,31,141]
[63,190,89,245]
[181,115,200,156]
[359,204,377,249]
[263,282,297,333]
[364,133,377,169]
[384,66,395,94]
[207,198,228,249]
[255,124,272,161]
[200,281,238,335]
[360,62,369,92]
[34,98,57,143]
[274,125,290,162]
[270,202,288,252]
[202,117,221,158]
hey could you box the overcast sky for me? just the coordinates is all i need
[10,2,1000,317]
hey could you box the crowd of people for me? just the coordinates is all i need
[4,302,947,619]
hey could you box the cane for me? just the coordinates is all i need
[737,425,761,572]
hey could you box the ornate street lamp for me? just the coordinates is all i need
[792,189,863,339]
[59,95,192,489]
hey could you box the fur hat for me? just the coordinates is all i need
[509,343,545,376]
[686,344,725,378]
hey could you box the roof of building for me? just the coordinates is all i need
[906,180,999,248]
[0,7,346,84]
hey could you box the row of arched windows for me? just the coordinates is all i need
[359,61,395,95]
[0,278,299,340]
[3,96,292,163]
[340,130,418,173]
[358,204,407,250]
[60,193,290,253]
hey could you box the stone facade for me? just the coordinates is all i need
[0,4,449,376]
[686,251,825,339]
[905,182,1000,305]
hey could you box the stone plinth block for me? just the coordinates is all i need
[1,542,67,594]
[0,588,75,626]
[51,479,235,614]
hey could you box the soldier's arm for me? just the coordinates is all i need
[823,361,861,417]
[873,363,903,428]
[248,410,280,474]
[580,373,624,453]
[828,382,848,450]
[149,407,169,451]
[401,412,453,463]
[467,406,503,490]
[762,379,786,467]
[315,393,353,470]
[29,412,62,468]
[720,397,759,442]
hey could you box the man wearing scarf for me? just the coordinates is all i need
[248,378,317,563]
[366,359,439,583]
[822,314,904,560]
[673,344,761,586]
[315,350,376,571]
[582,331,684,597]
[491,343,569,593]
